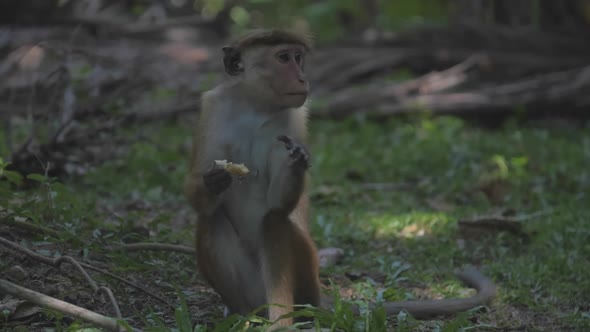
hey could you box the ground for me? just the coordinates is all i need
[1,115,589,331]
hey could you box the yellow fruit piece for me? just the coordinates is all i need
[214,160,250,176]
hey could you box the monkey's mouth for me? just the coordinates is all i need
[285,92,307,96]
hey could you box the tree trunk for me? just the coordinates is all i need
[451,0,590,32]
[538,0,588,30]
[450,0,494,24]
[493,0,531,26]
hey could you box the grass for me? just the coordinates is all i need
[1,115,589,331]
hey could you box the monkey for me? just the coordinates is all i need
[184,28,496,328]
[184,28,318,328]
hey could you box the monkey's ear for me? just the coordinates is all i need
[222,46,243,76]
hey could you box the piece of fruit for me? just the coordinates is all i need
[214,160,250,176]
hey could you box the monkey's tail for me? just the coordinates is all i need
[379,267,496,319]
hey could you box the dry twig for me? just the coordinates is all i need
[1,215,62,238]
[0,236,170,306]
[0,279,135,332]
[0,236,122,318]
[458,210,550,239]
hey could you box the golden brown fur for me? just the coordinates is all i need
[185,29,495,329]
[227,28,313,52]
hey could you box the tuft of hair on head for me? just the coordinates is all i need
[228,28,313,53]
[222,28,313,76]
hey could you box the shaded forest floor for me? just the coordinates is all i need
[1,25,590,331]
[2,116,589,331]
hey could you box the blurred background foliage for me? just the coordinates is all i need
[13,0,583,42]
[214,0,449,40]
[179,0,590,41]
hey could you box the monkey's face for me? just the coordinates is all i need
[243,44,309,109]
[267,45,308,108]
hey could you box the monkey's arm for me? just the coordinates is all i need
[266,135,309,216]
[184,169,225,217]
[184,95,230,217]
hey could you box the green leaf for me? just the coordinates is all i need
[3,170,23,185]
[26,173,47,182]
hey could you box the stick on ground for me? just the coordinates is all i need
[0,279,136,332]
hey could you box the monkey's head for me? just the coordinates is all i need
[223,29,312,108]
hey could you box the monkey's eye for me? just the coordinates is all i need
[276,51,290,63]
[294,52,303,65]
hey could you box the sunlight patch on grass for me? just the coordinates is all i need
[368,211,452,239]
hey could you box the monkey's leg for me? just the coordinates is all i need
[261,214,320,327]
[292,224,320,310]
[260,214,297,326]
[196,209,265,315]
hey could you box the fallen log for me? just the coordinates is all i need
[314,64,590,119]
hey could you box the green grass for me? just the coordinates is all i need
[1,116,589,331]
[308,117,590,331]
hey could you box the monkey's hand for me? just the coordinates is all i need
[203,168,232,195]
[277,135,310,172]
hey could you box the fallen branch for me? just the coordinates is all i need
[0,279,134,332]
[321,51,419,92]
[56,256,122,319]
[458,210,550,239]
[1,216,62,238]
[458,216,528,238]
[311,46,589,91]
[78,263,170,307]
[0,236,121,318]
[0,236,170,306]
[319,54,487,115]
[315,64,590,119]
[7,99,200,177]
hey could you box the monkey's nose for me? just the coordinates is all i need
[298,72,307,84]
